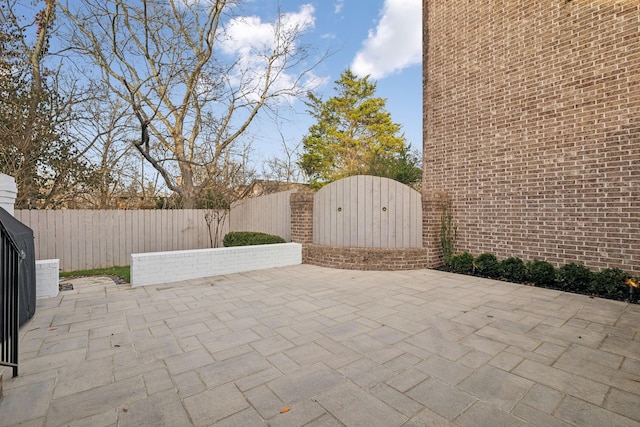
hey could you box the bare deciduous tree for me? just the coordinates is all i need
[68,85,141,208]
[261,117,307,184]
[204,209,227,248]
[58,0,324,207]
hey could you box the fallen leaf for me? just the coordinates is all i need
[49,328,57,331]
[280,407,290,414]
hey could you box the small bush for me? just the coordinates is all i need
[556,263,594,293]
[500,257,526,283]
[526,260,556,287]
[449,252,475,275]
[475,253,501,278]
[630,278,639,304]
[222,231,286,247]
[590,268,631,301]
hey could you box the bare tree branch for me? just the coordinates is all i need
[57,0,324,207]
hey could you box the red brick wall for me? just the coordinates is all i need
[423,1,640,274]
[305,244,428,271]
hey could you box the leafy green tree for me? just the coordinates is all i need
[299,69,421,187]
[368,145,422,186]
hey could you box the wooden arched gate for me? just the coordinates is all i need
[313,175,422,248]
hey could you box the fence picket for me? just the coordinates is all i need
[229,190,294,242]
[13,209,229,271]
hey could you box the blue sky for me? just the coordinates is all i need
[237,0,423,167]
[18,0,422,179]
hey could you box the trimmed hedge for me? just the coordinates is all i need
[440,252,637,303]
[222,231,286,247]
[449,252,474,274]
[556,263,594,293]
[500,257,526,283]
[590,268,631,301]
[525,260,556,287]
[475,253,501,278]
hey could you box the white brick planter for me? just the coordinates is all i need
[36,259,59,298]
[130,243,302,287]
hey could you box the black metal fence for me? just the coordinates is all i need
[1,227,20,377]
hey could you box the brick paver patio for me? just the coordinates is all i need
[1,265,639,426]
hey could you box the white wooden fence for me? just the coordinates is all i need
[14,209,228,271]
[313,175,422,248]
[229,190,294,241]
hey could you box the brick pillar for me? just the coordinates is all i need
[422,193,444,268]
[290,191,314,244]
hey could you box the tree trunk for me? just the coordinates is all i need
[181,193,198,209]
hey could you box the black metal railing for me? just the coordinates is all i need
[1,228,20,377]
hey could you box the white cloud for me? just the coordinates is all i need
[218,4,321,104]
[351,0,421,80]
[220,4,315,56]
[334,0,345,14]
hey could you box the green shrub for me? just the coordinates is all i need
[500,257,526,283]
[630,278,639,304]
[475,253,501,278]
[590,268,631,301]
[525,260,556,287]
[222,231,286,247]
[449,252,475,275]
[556,263,594,293]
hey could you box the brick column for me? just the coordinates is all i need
[290,191,314,244]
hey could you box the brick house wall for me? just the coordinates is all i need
[423,1,640,274]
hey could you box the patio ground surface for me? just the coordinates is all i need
[1,264,639,427]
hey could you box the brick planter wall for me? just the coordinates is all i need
[290,191,428,271]
[304,244,428,271]
[423,1,640,274]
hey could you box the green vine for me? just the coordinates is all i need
[440,198,457,267]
